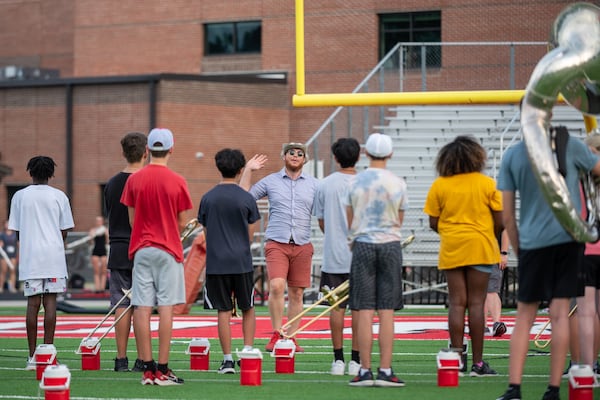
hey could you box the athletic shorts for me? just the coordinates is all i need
[265,240,313,288]
[320,272,349,309]
[487,264,503,293]
[348,241,404,311]
[583,255,600,289]
[518,242,584,303]
[23,278,67,297]
[131,247,185,307]
[203,271,255,312]
[109,269,133,308]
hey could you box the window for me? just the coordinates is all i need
[204,21,261,55]
[379,11,441,69]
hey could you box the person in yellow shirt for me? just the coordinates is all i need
[424,135,503,377]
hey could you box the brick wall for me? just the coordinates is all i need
[0,0,581,226]
[0,78,289,228]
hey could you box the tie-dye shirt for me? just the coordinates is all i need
[346,168,408,243]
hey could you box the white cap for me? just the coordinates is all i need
[365,133,392,157]
[148,128,174,151]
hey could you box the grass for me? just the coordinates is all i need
[0,305,563,400]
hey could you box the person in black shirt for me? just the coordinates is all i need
[104,131,147,372]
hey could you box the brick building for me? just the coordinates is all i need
[0,0,576,229]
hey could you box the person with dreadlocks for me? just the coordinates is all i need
[424,135,503,377]
[8,156,74,369]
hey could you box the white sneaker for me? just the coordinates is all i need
[330,360,345,376]
[347,360,360,376]
[26,357,36,371]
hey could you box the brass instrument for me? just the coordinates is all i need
[181,218,201,242]
[280,234,415,339]
[522,2,600,242]
[80,288,133,345]
[533,305,577,349]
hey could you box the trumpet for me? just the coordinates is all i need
[533,304,577,349]
[279,234,415,339]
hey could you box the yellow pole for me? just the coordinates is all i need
[293,90,528,107]
[295,0,305,96]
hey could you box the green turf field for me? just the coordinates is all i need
[0,305,567,400]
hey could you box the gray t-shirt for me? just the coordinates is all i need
[313,172,353,274]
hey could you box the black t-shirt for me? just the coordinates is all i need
[104,172,133,270]
[198,184,261,275]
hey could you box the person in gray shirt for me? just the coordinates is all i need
[313,138,361,376]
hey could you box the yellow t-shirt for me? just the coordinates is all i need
[424,172,502,270]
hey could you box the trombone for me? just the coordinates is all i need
[280,234,415,339]
[181,218,201,242]
[533,304,577,349]
[80,288,133,346]
[80,219,202,347]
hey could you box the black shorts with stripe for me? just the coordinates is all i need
[203,271,255,311]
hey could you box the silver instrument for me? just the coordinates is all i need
[521,2,600,242]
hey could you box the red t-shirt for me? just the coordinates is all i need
[121,164,193,262]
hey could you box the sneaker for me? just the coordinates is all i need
[541,388,560,400]
[496,386,521,400]
[374,368,405,387]
[562,360,572,378]
[290,337,304,353]
[470,360,498,377]
[26,357,36,371]
[348,360,360,376]
[154,369,184,386]
[218,360,236,374]
[331,360,345,376]
[132,358,144,372]
[114,357,129,372]
[265,331,281,352]
[493,322,507,337]
[594,361,600,377]
[141,370,155,385]
[349,369,374,386]
[484,326,492,336]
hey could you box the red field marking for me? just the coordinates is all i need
[0,315,551,341]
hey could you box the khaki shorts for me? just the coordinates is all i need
[265,240,313,288]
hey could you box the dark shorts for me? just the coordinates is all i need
[320,271,350,309]
[583,255,600,289]
[109,269,132,308]
[203,271,255,312]
[487,264,503,293]
[349,241,403,311]
[518,242,585,303]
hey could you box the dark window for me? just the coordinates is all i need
[379,11,441,69]
[205,21,261,55]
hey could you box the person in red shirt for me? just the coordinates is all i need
[121,128,193,386]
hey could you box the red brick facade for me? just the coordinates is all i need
[0,0,577,228]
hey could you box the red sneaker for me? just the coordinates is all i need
[291,337,304,353]
[141,370,155,385]
[265,331,282,352]
[154,369,184,386]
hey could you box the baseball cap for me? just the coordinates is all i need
[365,133,393,157]
[147,128,174,151]
[282,142,309,160]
